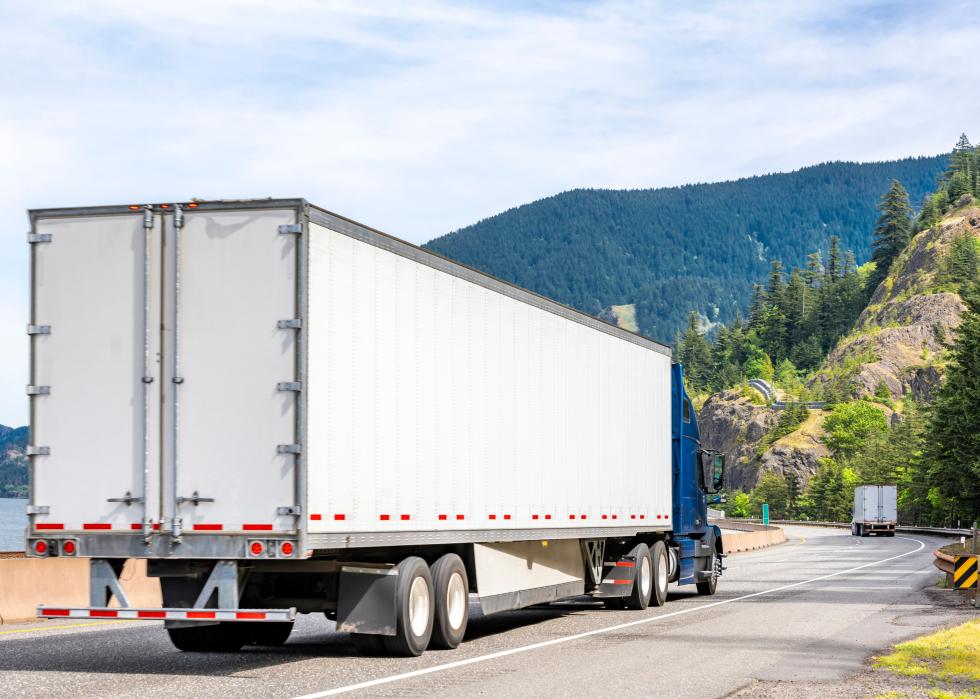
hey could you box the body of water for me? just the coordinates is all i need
[0,498,27,551]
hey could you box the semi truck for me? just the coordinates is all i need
[852,485,897,537]
[25,199,725,656]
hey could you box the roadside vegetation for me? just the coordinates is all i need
[873,619,980,696]
[686,134,980,527]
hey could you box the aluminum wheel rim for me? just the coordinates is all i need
[446,572,466,630]
[657,551,668,593]
[408,576,430,638]
[640,555,652,598]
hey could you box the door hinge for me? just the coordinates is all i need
[26,446,50,456]
[278,223,302,235]
[28,233,52,244]
[143,206,153,229]
[277,505,302,516]
[27,324,51,335]
[174,204,184,229]
[176,491,215,506]
[26,385,50,396]
[26,505,50,515]
[277,443,302,454]
[277,319,302,329]
[277,381,302,392]
[107,491,144,506]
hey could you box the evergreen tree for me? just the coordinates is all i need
[867,180,913,292]
[805,252,823,288]
[766,260,785,307]
[827,236,843,281]
[678,311,712,392]
[925,283,980,524]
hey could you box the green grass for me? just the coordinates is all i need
[873,619,980,683]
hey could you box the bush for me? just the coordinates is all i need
[823,401,889,458]
[749,472,790,519]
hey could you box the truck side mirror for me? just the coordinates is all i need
[699,451,726,494]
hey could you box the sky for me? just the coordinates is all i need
[1,0,979,425]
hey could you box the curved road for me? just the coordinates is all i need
[0,527,965,698]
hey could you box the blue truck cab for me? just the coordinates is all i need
[670,363,725,593]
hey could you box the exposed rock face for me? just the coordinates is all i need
[699,390,831,491]
[810,208,978,401]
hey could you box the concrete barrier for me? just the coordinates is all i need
[0,554,161,624]
[714,520,786,554]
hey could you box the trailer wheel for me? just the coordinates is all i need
[696,550,718,596]
[383,556,434,657]
[167,623,244,652]
[649,541,669,607]
[241,621,293,647]
[624,543,653,610]
[859,525,869,537]
[430,553,469,649]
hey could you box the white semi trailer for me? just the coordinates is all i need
[852,485,897,537]
[26,199,725,655]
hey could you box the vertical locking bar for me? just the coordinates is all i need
[171,205,185,542]
[140,206,153,542]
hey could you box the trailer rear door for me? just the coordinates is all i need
[30,211,163,532]
[162,207,301,535]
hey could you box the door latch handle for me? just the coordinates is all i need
[107,491,144,506]
[176,491,214,506]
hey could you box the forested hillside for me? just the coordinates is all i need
[426,156,948,342]
[0,424,27,499]
[692,135,980,527]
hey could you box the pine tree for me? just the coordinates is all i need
[827,236,843,281]
[748,284,768,331]
[766,260,785,307]
[679,310,712,392]
[867,180,912,292]
[925,283,980,524]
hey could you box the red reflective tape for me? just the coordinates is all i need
[236,611,266,620]
[400,514,410,521]
[616,561,636,567]
[243,524,273,531]
[580,515,587,520]
[43,609,70,616]
[489,514,497,520]
[613,579,633,585]
[91,609,118,617]
[640,515,645,520]
[310,514,322,521]
[379,514,390,521]
[83,523,113,530]
[656,515,662,519]
[456,514,465,520]
[187,611,216,619]
[137,610,167,619]
[438,514,447,521]
[504,514,511,520]
[192,524,223,531]
[631,515,636,520]
[36,523,64,530]
[612,514,618,520]
[334,514,346,521]
[545,514,552,520]
[601,514,608,520]
[569,514,575,520]
[532,514,539,520]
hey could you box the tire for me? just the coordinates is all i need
[859,524,869,538]
[350,633,387,656]
[167,623,244,652]
[696,550,718,596]
[625,543,653,610]
[649,541,669,607]
[383,556,434,657]
[430,554,469,649]
[241,621,293,647]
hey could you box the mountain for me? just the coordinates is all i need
[425,155,948,343]
[0,425,28,499]
[701,201,979,493]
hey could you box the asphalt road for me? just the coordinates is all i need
[0,526,967,698]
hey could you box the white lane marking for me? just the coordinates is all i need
[293,536,926,698]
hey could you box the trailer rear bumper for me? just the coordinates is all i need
[37,606,296,623]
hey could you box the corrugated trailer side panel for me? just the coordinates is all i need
[305,214,672,542]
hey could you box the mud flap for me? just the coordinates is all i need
[336,566,398,636]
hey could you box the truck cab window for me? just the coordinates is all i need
[682,398,692,423]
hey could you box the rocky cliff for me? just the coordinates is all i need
[810,207,978,401]
[0,425,28,499]
[698,390,829,490]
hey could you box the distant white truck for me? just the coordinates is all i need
[851,485,897,537]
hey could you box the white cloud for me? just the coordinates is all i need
[1,0,979,424]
